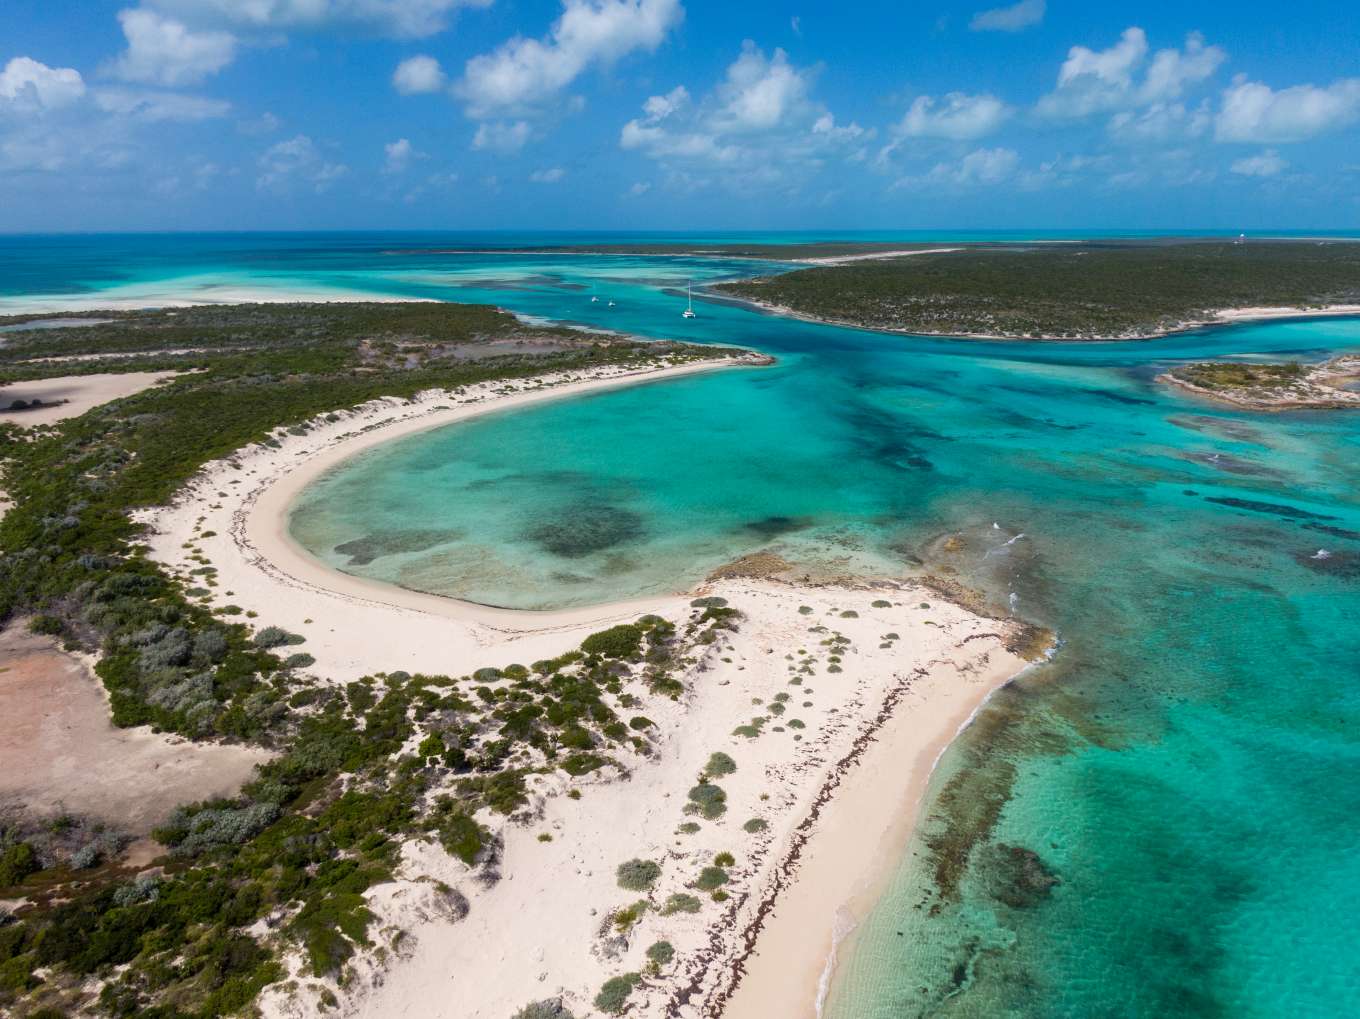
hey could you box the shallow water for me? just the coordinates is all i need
[8,234,1360,1016]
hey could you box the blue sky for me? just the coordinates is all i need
[1,0,1357,232]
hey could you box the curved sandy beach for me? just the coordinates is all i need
[135,356,1033,1019]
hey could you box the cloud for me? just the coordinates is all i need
[457,0,683,119]
[110,8,238,86]
[393,55,446,94]
[144,0,492,38]
[904,146,1019,188]
[472,119,531,152]
[530,166,566,182]
[1038,28,1225,119]
[896,92,1009,140]
[93,87,232,121]
[627,180,651,195]
[238,111,280,135]
[1215,76,1360,142]
[710,41,813,132]
[969,0,1044,33]
[1230,149,1287,177]
[620,42,869,192]
[1107,101,1210,143]
[383,137,422,173]
[0,57,87,111]
[257,134,347,192]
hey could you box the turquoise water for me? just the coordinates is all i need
[8,234,1360,1016]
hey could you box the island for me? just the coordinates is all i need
[711,240,1360,340]
[1159,355,1360,410]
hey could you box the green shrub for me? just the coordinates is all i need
[616,859,661,892]
[742,818,768,833]
[28,614,64,636]
[713,852,735,867]
[512,1000,577,1019]
[612,900,647,930]
[253,626,301,648]
[676,822,701,834]
[628,715,654,730]
[646,940,675,967]
[871,599,891,608]
[703,752,737,778]
[690,596,728,608]
[694,866,729,891]
[0,842,38,887]
[686,782,726,819]
[660,893,702,915]
[594,973,642,1014]
[580,624,645,660]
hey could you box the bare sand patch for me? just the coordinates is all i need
[0,624,271,834]
[0,370,180,427]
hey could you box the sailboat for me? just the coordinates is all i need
[682,280,696,319]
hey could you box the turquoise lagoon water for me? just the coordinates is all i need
[6,234,1360,1016]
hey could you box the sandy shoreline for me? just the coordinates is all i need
[134,356,1033,1019]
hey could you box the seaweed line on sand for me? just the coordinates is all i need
[665,638,1003,1018]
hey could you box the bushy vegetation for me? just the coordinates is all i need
[717,242,1360,339]
[686,781,728,820]
[594,972,642,1015]
[694,866,729,891]
[616,858,662,892]
[660,893,702,915]
[1169,360,1306,390]
[0,302,737,1017]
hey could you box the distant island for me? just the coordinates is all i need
[709,241,1360,340]
[1159,355,1360,410]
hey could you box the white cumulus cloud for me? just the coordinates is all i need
[457,0,683,119]
[969,0,1045,33]
[1230,149,1288,177]
[620,41,869,193]
[1038,28,1225,119]
[897,92,1009,140]
[257,134,347,192]
[0,57,87,111]
[110,8,238,86]
[93,87,231,121]
[529,166,566,182]
[1215,76,1360,142]
[393,55,446,94]
[383,137,422,173]
[472,119,532,152]
[145,0,492,38]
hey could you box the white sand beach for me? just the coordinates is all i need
[133,356,1033,1019]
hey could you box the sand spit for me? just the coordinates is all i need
[0,370,181,427]
[133,358,1031,1019]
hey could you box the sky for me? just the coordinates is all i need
[1,0,1357,232]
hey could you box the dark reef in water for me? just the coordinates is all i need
[1293,549,1360,577]
[525,504,645,557]
[335,527,463,565]
[1204,496,1338,521]
[738,514,813,539]
[984,844,1061,909]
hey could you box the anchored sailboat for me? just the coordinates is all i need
[682,280,696,319]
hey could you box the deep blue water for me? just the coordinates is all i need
[6,233,1360,1017]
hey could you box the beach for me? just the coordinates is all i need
[134,356,1032,1018]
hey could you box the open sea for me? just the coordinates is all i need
[4,231,1359,1017]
